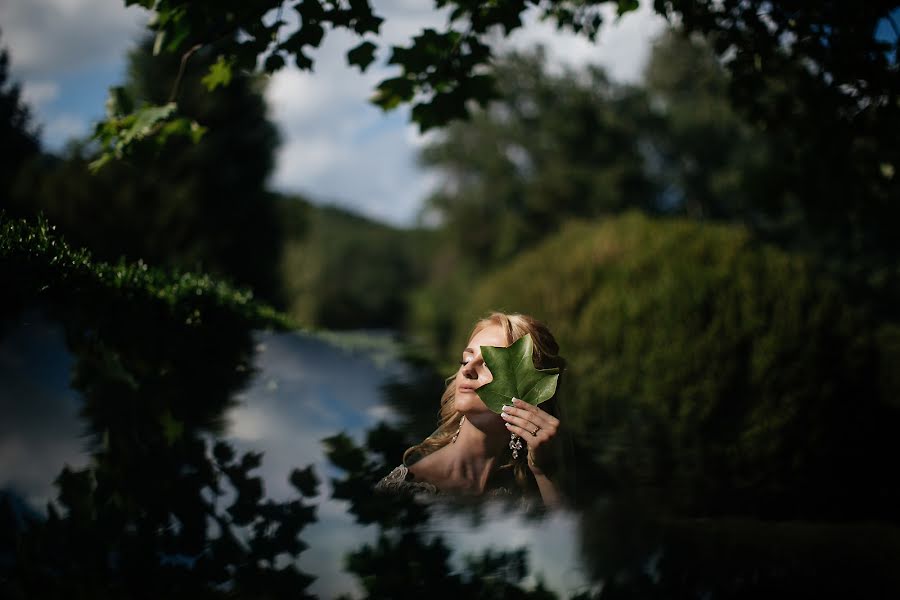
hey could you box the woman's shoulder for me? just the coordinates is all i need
[374,462,519,501]
[374,463,440,496]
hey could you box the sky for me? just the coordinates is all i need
[2,0,667,226]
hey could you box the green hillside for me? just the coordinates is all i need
[278,196,433,329]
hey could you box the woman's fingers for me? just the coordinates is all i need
[501,398,559,431]
[503,418,548,442]
[500,398,559,442]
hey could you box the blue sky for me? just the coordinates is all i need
[2,0,665,226]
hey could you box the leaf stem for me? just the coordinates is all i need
[169,43,203,104]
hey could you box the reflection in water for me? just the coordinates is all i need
[0,319,590,598]
[0,315,86,508]
[2,313,900,598]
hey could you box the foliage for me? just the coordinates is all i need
[452,212,900,518]
[407,48,659,357]
[0,213,287,329]
[642,29,784,222]
[97,1,898,191]
[90,99,205,172]
[96,0,627,162]
[478,334,560,413]
[419,48,658,266]
[654,2,900,261]
[9,37,286,304]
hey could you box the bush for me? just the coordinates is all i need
[454,212,900,519]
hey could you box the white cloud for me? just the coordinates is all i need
[265,0,667,225]
[500,1,667,82]
[41,113,89,148]
[20,80,60,107]
[0,0,148,78]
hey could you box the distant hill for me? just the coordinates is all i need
[277,195,434,329]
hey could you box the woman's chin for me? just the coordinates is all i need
[453,392,490,415]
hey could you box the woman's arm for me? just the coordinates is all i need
[501,398,564,507]
[529,462,563,507]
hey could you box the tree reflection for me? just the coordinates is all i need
[324,424,560,599]
[1,218,318,598]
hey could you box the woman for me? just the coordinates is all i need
[376,312,567,507]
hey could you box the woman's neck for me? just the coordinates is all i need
[437,415,509,493]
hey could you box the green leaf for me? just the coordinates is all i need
[201,55,234,91]
[476,334,560,414]
[159,409,184,446]
[121,103,177,144]
[347,40,377,72]
[152,30,166,56]
[371,76,415,110]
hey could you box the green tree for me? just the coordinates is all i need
[642,29,785,223]
[0,34,41,199]
[420,48,658,267]
[654,2,900,262]
[14,38,285,304]
[408,49,657,358]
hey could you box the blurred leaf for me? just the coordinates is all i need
[372,76,415,110]
[214,441,235,463]
[152,30,165,55]
[347,40,377,72]
[159,409,184,445]
[289,466,320,497]
[264,52,286,72]
[201,55,233,91]
[89,102,178,172]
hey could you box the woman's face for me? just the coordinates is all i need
[453,323,508,414]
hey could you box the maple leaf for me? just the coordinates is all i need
[476,333,559,414]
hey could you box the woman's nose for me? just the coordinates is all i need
[462,356,481,378]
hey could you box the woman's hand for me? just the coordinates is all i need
[500,398,560,476]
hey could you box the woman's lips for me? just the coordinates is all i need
[458,386,477,393]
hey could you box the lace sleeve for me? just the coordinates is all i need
[374,464,439,495]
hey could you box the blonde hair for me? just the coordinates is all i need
[403,312,566,492]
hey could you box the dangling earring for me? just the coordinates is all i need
[509,433,524,459]
[451,416,465,443]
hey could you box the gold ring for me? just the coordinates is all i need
[531,427,539,436]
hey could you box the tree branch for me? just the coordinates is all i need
[168,43,203,104]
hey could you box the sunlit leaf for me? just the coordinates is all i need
[121,103,177,144]
[159,409,184,445]
[476,333,559,414]
[201,55,233,91]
